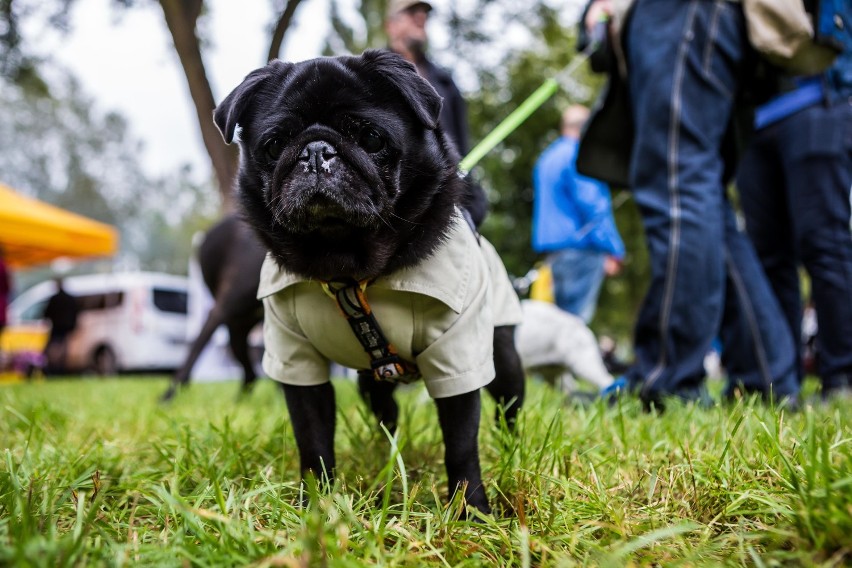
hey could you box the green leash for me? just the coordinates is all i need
[458,27,604,176]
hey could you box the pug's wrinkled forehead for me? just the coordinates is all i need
[214,50,443,147]
[247,65,412,151]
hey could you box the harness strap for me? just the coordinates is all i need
[320,278,420,384]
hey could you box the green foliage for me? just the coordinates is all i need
[1,378,850,565]
[465,12,600,278]
[125,167,221,276]
[324,0,389,55]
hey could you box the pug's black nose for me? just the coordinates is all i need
[299,141,337,174]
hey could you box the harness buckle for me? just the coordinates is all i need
[320,278,421,385]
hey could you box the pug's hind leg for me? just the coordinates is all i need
[434,390,491,515]
[282,382,337,489]
[485,325,526,429]
[357,370,399,434]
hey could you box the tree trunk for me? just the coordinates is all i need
[267,0,304,62]
[159,0,238,210]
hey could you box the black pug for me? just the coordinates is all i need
[213,49,524,515]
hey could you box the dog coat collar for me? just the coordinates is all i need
[257,211,478,313]
[320,278,421,384]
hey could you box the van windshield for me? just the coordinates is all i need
[153,289,188,315]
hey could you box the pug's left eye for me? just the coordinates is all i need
[358,128,385,153]
[264,138,284,161]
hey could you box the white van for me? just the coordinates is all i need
[8,272,190,375]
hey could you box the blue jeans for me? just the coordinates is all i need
[625,0,799,402]
[549,248,607,323]
[737,99,852,391]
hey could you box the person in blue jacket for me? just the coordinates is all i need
[736,3,852,401]
[532,104,625,324]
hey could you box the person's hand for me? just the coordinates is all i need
[604,255,623,276]
[584,0,614,34]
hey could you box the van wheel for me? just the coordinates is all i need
[93,346,118,376]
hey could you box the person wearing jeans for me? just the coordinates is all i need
[582,0,800,407]
[736,5,852,400]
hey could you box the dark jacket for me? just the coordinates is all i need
[44,289,79,337]
[417,56,489,227]
[574,2,635,189]
[420,58,470,154]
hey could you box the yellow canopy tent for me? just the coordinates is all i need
[0,183,119,268]
[1,184,119,377]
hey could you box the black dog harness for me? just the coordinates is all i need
[320,278,420,384]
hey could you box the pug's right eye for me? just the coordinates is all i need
[264,138,284,161]
[359,127,385,153]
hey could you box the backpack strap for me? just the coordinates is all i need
[320,278,420,384]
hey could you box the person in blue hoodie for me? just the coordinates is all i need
[736,3,852,401]
[532,104,625,324]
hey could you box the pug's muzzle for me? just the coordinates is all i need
[267,131,388,235]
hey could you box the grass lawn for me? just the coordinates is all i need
[1,376,850,566]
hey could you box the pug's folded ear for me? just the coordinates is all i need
[214,60,293,144]
[358,49,443,130]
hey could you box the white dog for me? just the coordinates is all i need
[515,300,616,393]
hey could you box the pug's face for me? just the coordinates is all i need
[214,50,463,281]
